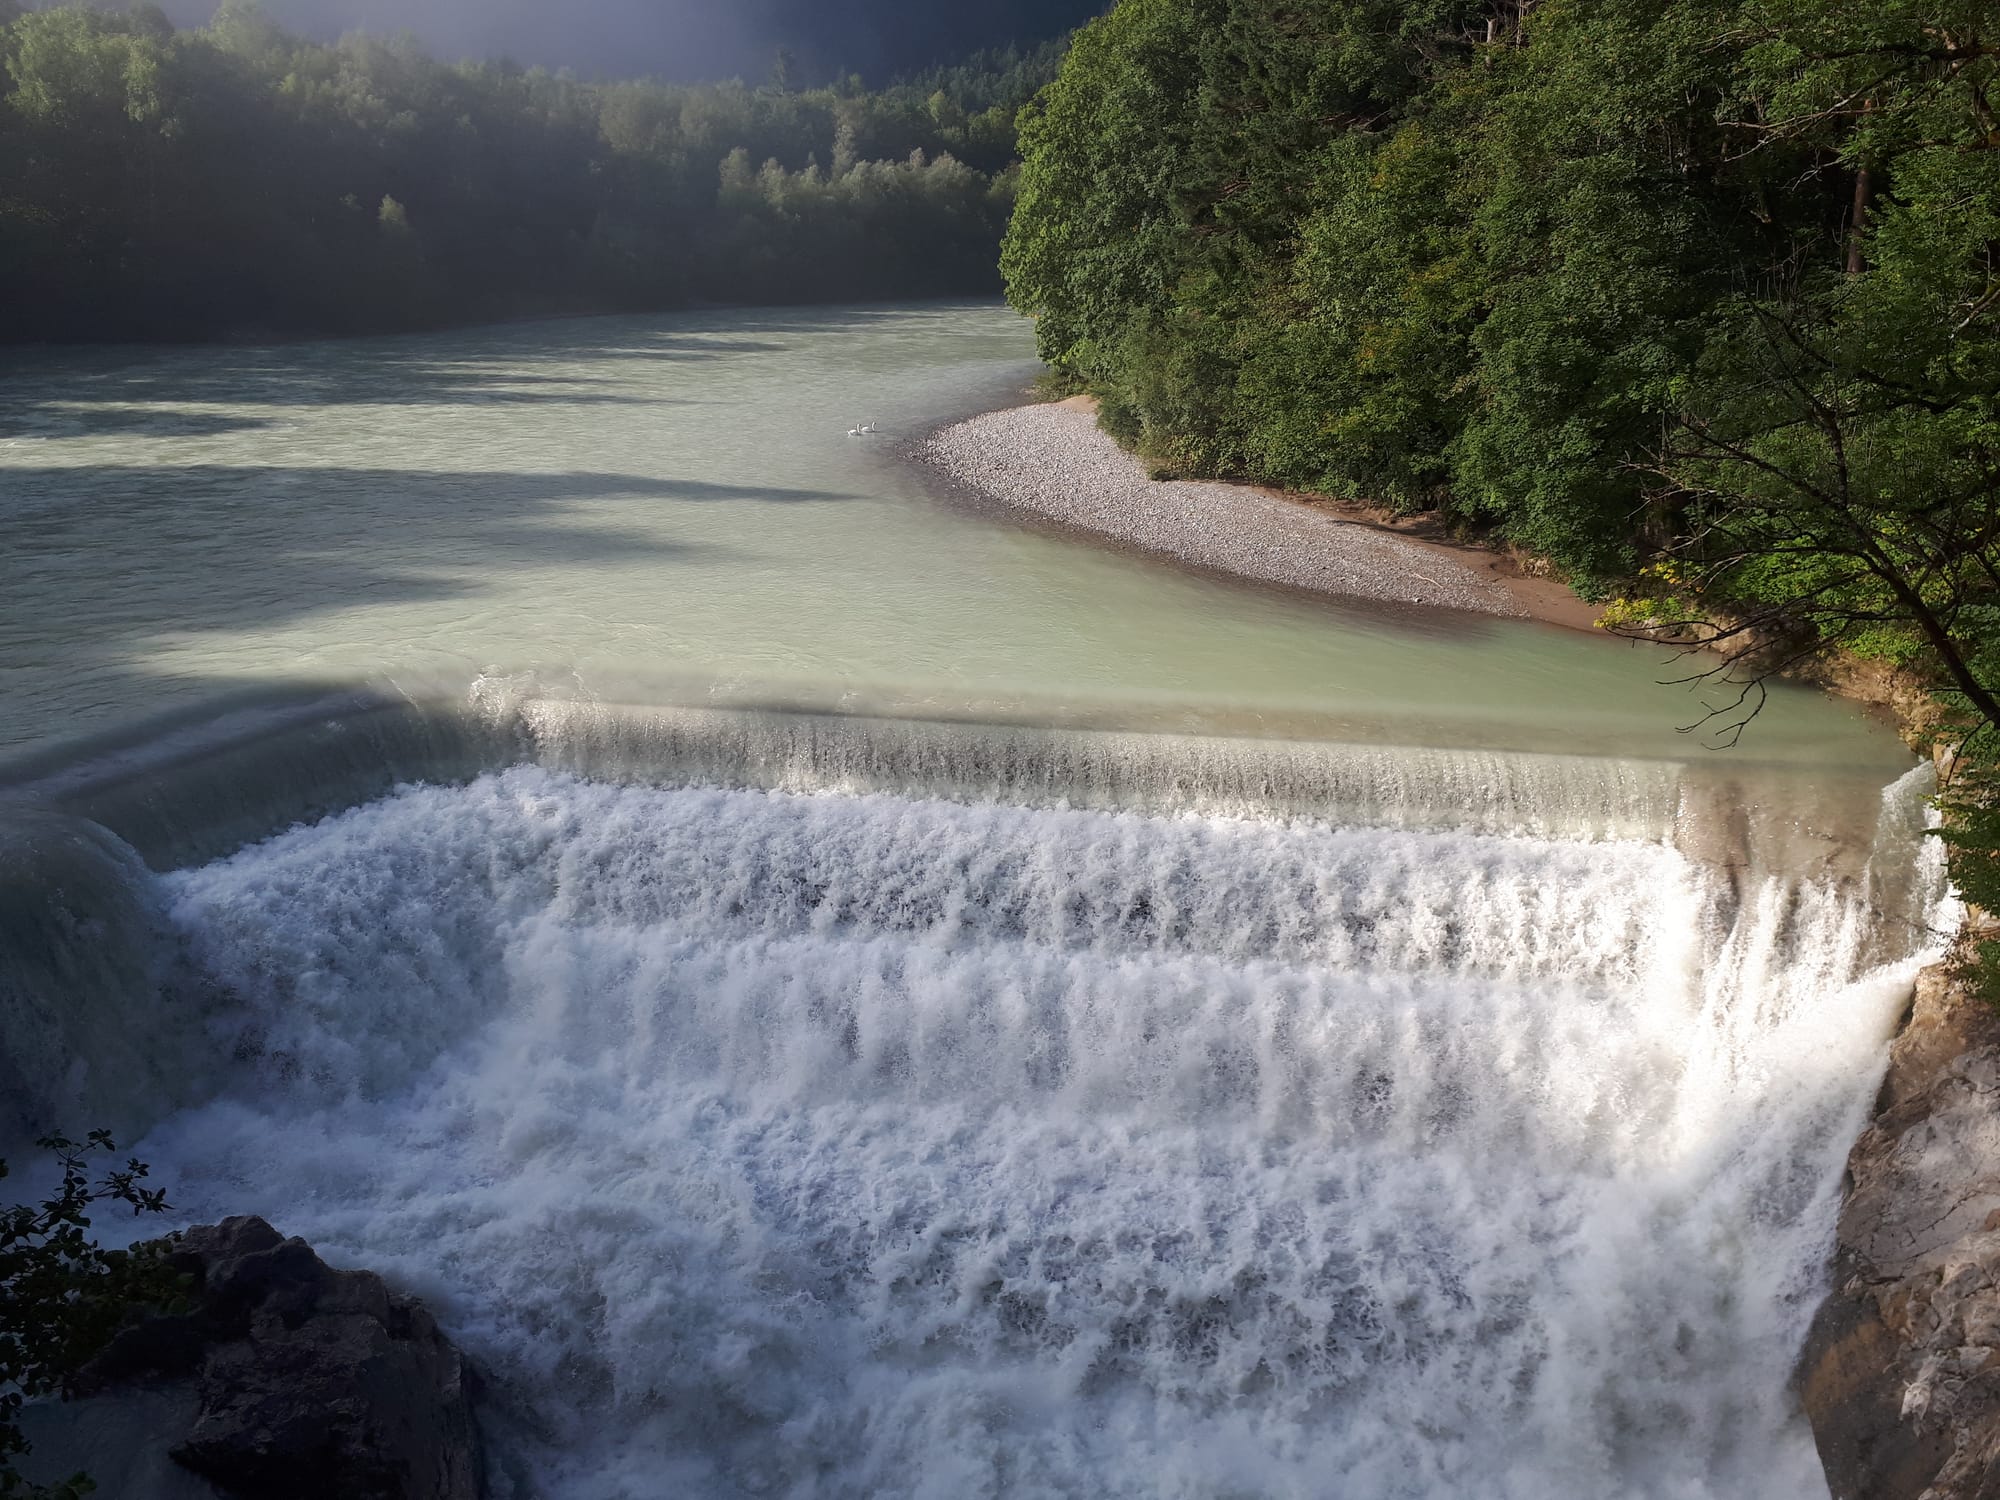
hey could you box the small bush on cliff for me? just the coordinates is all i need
[1,1133,177,1500]
[1938,745,2000,1006]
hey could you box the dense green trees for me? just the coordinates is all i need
[0,5,1062,340]
[1008,0,1915,580]
[1006,0,2000,590]
[1007,0,2000,950]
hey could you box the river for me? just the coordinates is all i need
[0,302,1953,1498]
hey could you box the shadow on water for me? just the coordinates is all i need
[0,305,933,432]
[44,409,284,439]
[0,463,848,708]
[0,357,671,424]
[0,301,999,759]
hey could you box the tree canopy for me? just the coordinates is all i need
[0,4,1067,340]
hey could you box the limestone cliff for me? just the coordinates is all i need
[1800,953,2000,1499]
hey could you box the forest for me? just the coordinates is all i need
[1003,0,2000,979]
[0,1,1064,339]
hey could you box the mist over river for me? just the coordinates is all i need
[0,303,1954,1497]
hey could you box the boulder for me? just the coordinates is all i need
[1798,961,2000,1500]
[72,1215,485,1500]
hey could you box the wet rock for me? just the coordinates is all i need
[12,1385,224,1500]
[76,1215,484,1500]
[1799,960,2000,1500]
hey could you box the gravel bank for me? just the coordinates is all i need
[924,404,1527,618]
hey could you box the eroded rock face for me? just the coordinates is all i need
[1799,962,2000,1500]
[79,1215,484,1500]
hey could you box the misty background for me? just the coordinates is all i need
[153,0,1109,81]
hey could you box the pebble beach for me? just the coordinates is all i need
[924,402,1531,619]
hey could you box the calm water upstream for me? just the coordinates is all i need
[0,300,1911,767]
[0,303,1950,1499]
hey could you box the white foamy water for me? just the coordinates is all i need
[115,765,1945,1500]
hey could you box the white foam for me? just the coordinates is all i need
[124,768,1943,1498]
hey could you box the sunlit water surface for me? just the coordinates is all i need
[0,301,1910,765]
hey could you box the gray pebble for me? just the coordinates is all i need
[922,406,1523,618]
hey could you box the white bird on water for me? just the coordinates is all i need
[847,420,878,437]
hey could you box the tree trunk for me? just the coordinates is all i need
[1847,99,1874,275]
[1846,161,1872,275]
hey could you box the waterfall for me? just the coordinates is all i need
[29,733,1942,1499]
[4,685,1909,868]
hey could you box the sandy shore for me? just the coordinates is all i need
[923,401,1601,630]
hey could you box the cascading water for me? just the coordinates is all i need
[62,732,1947,1500]
[0,301,1954,1499]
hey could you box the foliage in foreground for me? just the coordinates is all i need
[1,1133,177,1500]
[1004,0,2000,971]
[0,4,1067,340]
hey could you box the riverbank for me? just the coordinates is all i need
[926,389,1998,1500]
[922,400,1603,631]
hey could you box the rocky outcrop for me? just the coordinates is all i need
[65,1216,485,1500]
[1800,957,2000,1500]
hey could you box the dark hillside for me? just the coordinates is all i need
[148,0,1109,85]
[0,5,1066,340]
